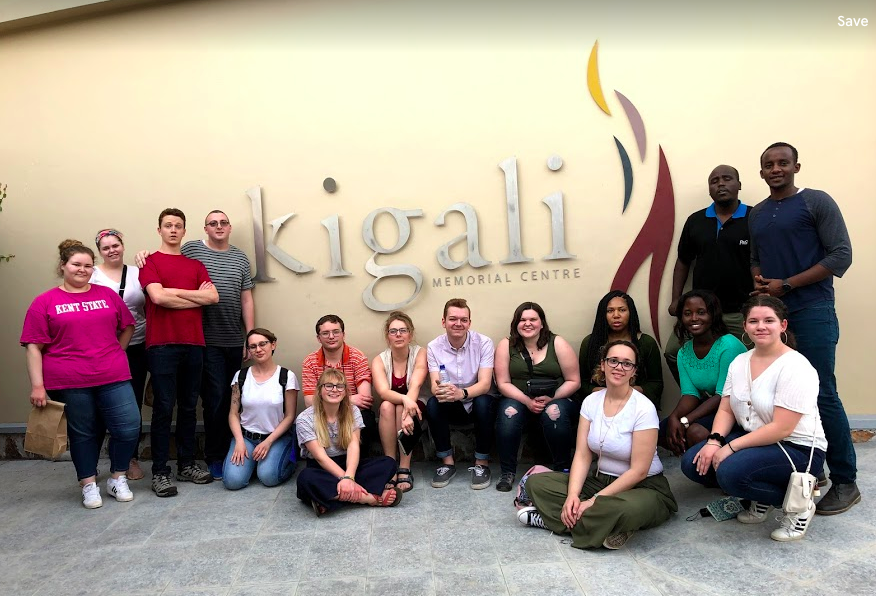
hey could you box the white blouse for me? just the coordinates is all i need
[723,350,827,452]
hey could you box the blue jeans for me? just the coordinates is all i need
[202,346,243,464]
[681,431,826,508]
[52,381,140,481]
[222,433,297,490]
[425,395,497,461]
[147,344,204,475]
[495,397,578,475]
[788,303,856,484]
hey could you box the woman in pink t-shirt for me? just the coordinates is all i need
[21,240,141,510]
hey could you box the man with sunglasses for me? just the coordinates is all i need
[301,315,376,449]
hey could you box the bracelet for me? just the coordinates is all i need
[727,442,736,453]
[707,432,726,447]
[339,475,354,481]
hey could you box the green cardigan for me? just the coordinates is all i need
[578,333,664,410]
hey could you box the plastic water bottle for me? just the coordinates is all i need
[439,365,450,385]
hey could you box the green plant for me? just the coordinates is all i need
[0,182,13,262]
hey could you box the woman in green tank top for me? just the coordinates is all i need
[494,302,582,492]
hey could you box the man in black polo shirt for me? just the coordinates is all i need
[664,164,751,385]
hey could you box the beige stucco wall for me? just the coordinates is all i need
[1,0,874,425]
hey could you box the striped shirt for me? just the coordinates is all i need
[181,240,254,347]
[301,344,372,397]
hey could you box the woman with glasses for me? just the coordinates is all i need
[659,290,747,456]
[372,311,428,492]
[681,296,827,542]
[579,290,663,410]
[223,328,299,490]
[21,240,140,509]
[494,302,581,492]
[90,228,148,480]
[517,340,677,549]
[296,369,401,516]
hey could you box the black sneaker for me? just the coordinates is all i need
[431,464,457,488]
[151,474,178,498]
[496,472,515,492]
[177,463,213,484]
[816,482,861,515]
[516,506,547,529]
[469,464,491,490]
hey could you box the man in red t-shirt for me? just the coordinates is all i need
[139,208,219,497]
[301,314,375,448]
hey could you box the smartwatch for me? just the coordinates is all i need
[781,279,793,294]
[679,416,690,429]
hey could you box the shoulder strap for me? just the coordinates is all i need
[237,366,249,413]
[519,346,534,377]
[279,367,289,414]
[118,265,128,298]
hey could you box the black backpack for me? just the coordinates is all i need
[237,366,289,413]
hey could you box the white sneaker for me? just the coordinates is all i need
[737,501,773,524]
[517,506,548,529]
[82,482,103,509]
[771,503,815,542]
[107,475,134,502]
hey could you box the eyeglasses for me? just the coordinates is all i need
[322,383,347,392]
[206,220,230,228]
[388,327,410,336]
[319,330,343,338]
[247,340,271,350]
[603,357,637,371]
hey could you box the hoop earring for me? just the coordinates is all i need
[781,331,789,345]
[740,332,753,348]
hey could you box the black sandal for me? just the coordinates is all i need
[396,468,414,492]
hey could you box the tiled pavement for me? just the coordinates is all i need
[1,442,874,596]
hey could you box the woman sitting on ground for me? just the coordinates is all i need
[223,328,299,490]
[681,296,827,542]
[518,340,678,549]
[296,369,401,515]
[373,310,428,492]
[494,301,581,492]
[660,290,747,455]
[579,290,663,410]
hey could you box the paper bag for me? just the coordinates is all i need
[24,399,68,459]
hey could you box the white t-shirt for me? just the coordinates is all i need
[723,350,827,452]
[230,366,300,435]
[90,265,146,345]
[581,389,663,477]
[296,405,365,459]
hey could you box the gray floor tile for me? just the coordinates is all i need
[368,525,433,576]
[229,583,298,596]
[430,521,499,568]
[366,571,435,596]
[235,532,313,585]
[502,562,582,595]
[165,537,254,589]
[296,577,366,596]
[487,526,566,565]
[301,528,371,579]
[433,566,509,596]
[570,554,662,596]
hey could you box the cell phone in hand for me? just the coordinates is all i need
[397,417,422,456]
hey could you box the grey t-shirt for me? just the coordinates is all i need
[181,240,254,347]
[296,405,365,459]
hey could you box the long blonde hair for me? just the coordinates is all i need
[313,369,356,450]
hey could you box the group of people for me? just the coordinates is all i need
[21,141,859,548]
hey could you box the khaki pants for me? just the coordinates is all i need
[527,470,678,549]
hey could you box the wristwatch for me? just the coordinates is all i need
[679,416,690,429]
[462,388,469,399]
[781,279,793,294]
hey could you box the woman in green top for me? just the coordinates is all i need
[579,291,663,409]
[659,290,747,455]
[494,302,581,492]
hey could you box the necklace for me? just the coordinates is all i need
[597,391,632,464]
